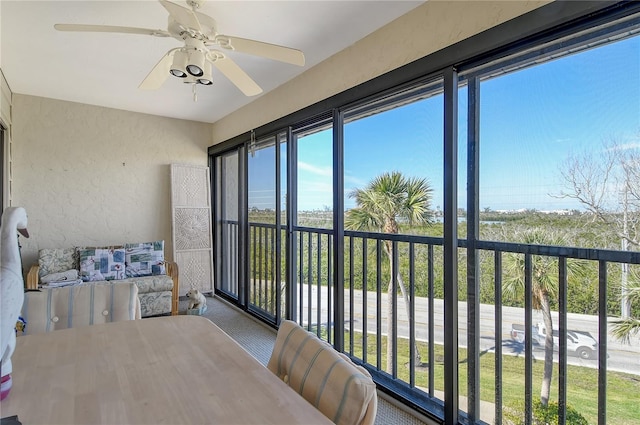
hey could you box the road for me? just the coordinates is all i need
[299,286,640,375]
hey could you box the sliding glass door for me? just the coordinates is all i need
[247,133,287,323]
[214,149,241,301]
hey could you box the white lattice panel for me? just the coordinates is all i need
[176,250,213,293]
[171,164,213,296]
[174,208,211,250]
[172,164,210,207]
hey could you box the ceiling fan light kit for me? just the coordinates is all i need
[54,0,305,96]
[186,51,206,77]
[170,50,207,83]
[197,62,213,85]
[177,36,207,78]
[169,50,189,78]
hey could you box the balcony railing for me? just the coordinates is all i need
[221,220,640,424]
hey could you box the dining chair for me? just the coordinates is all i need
[20,282,141,336]
[267,320,377,425]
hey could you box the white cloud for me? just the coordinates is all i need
[296,180,333,211]
[344,174,366,187]
[298,161,333,177]
[606,142,640,152]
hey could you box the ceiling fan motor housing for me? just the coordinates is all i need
[186,0,206,10]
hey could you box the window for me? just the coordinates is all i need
[210,4,640,423]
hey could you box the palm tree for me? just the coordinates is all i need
[345,171,433,372]
[612,273,640,343]
[502,228,584,407]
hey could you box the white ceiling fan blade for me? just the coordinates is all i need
[216,35,305,66]
[54,24,170,37]
[194,10,217,34]
[139,51,175,90]
[159,0,201,32]
[212,56,263,97]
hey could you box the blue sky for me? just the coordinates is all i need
[250,34,640,213]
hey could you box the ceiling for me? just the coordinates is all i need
[1,0,424,124]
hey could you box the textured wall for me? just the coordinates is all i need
[211,0,551,145]
[12,94,211,268]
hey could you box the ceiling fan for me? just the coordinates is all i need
[54,0,305,96]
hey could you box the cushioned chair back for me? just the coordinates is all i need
[20,283,140,335]
[267,320,377,425]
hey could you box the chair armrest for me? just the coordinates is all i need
[26,265,40,290]
[166,261,179,316]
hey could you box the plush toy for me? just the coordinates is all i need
[186,288,207,310]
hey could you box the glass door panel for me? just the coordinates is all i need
[215,150,240,300]
[293,123,334,337]
[248,135,285,322]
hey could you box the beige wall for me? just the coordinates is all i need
[12,94,211,267]
[211,0,551,145]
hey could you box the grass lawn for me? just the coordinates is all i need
[344,331,640,424]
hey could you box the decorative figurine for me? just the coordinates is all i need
[0,207,29,400]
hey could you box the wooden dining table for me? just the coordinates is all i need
[1,315,333,424]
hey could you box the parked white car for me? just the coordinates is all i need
[511,322,598,360]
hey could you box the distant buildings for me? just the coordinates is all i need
[493,209,579,215]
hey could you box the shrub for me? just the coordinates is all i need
[503,399,588,425]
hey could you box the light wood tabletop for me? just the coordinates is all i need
[1,315,333,424]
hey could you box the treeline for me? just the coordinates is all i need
[248,210,638,317]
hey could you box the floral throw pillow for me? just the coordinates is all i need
[124,241,166,277]
[79,248,126,282]
[38,248,79,279]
